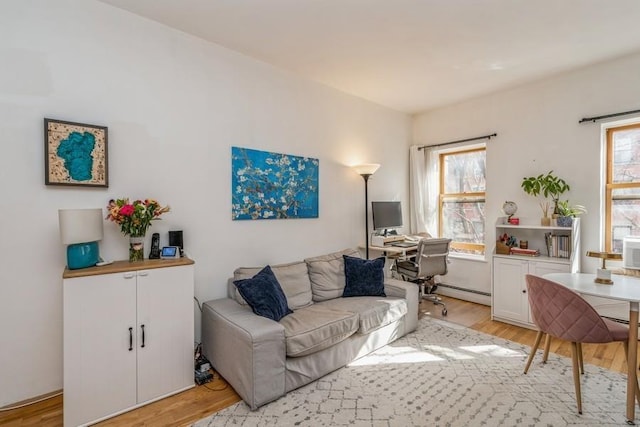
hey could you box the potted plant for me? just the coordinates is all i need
[521,171,571,225]
[555,200,587,227]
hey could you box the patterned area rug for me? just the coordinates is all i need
[193,318,631,426]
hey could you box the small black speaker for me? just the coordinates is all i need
[168,230,184,257]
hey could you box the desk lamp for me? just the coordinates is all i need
[587,250,623,284]
[353,163,380,259]
[59,208,103,269]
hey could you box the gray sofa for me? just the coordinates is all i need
[201,248,419,410]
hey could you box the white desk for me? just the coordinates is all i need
[368,242,418,257]
[544,272,640,423]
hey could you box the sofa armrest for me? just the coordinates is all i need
[384,278,419,333]
[201,298,286,410]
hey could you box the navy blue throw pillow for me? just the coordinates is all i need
[233,265,293,321]
[342,255,386,297]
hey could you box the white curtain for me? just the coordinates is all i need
[424,147,439,236]
[409,146,428,234]
[409,145,439,237]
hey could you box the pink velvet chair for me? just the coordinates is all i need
[523,274,638,414]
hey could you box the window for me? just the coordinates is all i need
[605,123,640,252]
[439,147,486,255]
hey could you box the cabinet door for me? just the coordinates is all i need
[528,261,570,324]
[528,260,569,277]
[492,257,529,323]
[136,265,194,403]
[64,272,137,427]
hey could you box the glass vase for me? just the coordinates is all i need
[129,235,145,262]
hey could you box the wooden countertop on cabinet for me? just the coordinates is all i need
[63,257,195,278]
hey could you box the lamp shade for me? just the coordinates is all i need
[59,208,104,245]
[352,163,380,176]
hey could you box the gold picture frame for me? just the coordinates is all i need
[44,118,108,187]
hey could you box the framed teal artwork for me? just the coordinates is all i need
[232,146,319,220]
[44,118,108,187]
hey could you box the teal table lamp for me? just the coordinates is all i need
[59,208,103,269]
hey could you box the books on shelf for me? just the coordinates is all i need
[509,247,540,257]
[544,232,571,258]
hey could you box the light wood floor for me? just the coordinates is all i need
[1,296,634,426]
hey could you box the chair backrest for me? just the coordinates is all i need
[415,238,451,279]
[525,274,616,343]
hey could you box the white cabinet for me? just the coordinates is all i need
[492,217,580,329]
[63,259,195,426]
[492,256,570,328]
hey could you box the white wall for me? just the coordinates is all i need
[413,51,640,300]
[0,0,411,405]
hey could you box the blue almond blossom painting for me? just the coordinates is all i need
[232,147,319,220]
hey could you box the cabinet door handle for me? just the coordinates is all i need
[138,271,149,277]
[140,324,145,348]
[128,327,133,351]
[123,273,135,279]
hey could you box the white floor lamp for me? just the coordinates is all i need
[353,164,380,259]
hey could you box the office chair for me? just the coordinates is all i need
[394,237,451,316]
[524,274,640,414]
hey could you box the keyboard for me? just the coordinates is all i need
[390,241,417,248]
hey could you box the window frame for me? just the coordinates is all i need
[438,146,486,254]
[605,122,640,252]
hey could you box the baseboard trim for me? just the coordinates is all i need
[0,389,62,411]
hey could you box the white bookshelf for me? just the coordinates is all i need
[492,216,580,329]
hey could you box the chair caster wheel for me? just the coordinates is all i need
[442,308,448,316]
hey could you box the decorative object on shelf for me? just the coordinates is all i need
[59,208,104,269]
[509,247,539,256]
[520,240,528,249]
[496,233,517,254]
[353,163,381,259]
[231,146,319,220]
[541,215,551,226]
[502,201,518,222]
[556,200,587,227]
[106,198,170,262]
[521,171,570,224]
[587,250,622,284]
[44,118,108,187]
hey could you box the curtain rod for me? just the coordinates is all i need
[417,133,497,150]
[579,109,640,123]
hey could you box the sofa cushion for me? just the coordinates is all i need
[317,296,408,334]
[279,305,359,357]
[233,261,313,310]
[343,255,386,297]
[233,266,293,321]
[305,248,360,302]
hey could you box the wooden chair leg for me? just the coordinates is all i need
[622,341,640,407]
[571,342,583,414]
[524,330,544,374]
[542,333,551,363]
[577,342,584,375]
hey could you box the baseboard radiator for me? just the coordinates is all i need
[435,282,491,305]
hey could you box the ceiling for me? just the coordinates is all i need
[99,0,640,114]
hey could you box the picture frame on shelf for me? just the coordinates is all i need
[44,118,108,187]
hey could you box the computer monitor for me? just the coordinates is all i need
[371,201,403,235]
